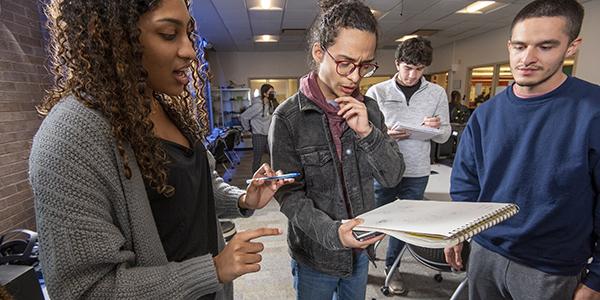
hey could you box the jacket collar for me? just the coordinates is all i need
[298,91,324,113]
[393,73,430,92]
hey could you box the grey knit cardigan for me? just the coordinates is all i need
[29,96,250,299]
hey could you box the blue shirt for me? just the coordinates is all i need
[451,76,600,290]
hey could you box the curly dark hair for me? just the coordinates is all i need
[308,0,378,68]
[39,0,209,197]
[395,36,433,67]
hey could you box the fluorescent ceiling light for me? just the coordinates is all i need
[249,0,283,10]
[254,35,279,43]
[395,35,418,42]
[457,1,508,14]
[370,9,382,18]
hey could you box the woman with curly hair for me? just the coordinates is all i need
[29,0,291,299]
[269,0,404,299]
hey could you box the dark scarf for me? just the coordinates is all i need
[299,71,364,159]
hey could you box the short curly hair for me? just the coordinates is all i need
[307,0,378,68]
[395,37,433,67]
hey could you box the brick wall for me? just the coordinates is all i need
[0,0,48,233]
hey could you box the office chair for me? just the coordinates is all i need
[222,128,241,166]
[0,229,38,266]
[208,137,233,182]
[381,242,470,299]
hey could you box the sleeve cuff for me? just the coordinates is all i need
[356,123,383,153]
[583,271,600,292]
[236,194,255,218]
[326,220,345,250]
[178,255,222,299]
[220,189,253,218]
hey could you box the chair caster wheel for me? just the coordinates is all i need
[434,273,443,282]
[381,286,390,296]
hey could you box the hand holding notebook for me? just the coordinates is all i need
[391,121,441,141]
[351,200,519,248]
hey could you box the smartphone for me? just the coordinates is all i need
[245,172,301,184]
[353,230,383,242]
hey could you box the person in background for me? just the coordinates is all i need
[449,90,470,124]
[445,0,600,299]
[241,83,278,173]
[269,0,405,299]
[365,36,450,295]
[29,0,292,299]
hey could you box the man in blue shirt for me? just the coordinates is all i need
[444,0,600,299]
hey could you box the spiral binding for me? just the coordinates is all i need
[446,204,519,243]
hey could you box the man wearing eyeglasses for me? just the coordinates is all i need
[365,36,450,295]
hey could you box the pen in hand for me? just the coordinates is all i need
[421,114,439,126]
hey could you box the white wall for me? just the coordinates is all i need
[575,0,600,84]
[208,48,398,87]
[427,0,600,93]
[428,26,511,96]
[208,0,600,89]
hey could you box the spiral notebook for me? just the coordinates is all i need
[352,200,519,248]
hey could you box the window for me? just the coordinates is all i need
[465,56,576,108]
[467,65,494,108]
[249,78,298,104]
[426,72,449,91]
[494,64,512,96]
[359,75,392,95]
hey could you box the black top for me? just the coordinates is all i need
[396,78,421,106]
[146,138,219,263]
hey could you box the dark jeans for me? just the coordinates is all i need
[374,176,429,268]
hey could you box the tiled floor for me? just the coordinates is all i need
[218,147,468,300]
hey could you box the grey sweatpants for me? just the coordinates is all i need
[468,241,581,300]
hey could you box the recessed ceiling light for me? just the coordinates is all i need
[456,1,508,14]
[370,9,382,18]
[395,35,419,42]
[254,35,279,43]
[249,0,283,10]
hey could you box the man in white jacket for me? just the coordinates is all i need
[365,36,450,295]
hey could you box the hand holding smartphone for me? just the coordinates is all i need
[245,172,301,184]
[352,230,384,242]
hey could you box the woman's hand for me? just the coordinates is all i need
[213,228,282,283]
[239,163,294,210]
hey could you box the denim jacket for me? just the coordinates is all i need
[269,91,405,277]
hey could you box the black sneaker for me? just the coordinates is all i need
[219,220,236,242]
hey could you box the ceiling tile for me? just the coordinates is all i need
[192,0,537,52]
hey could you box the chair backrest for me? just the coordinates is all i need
[406,242,470,272]
[209,138,228,163]
[222,129,241,150]
[0,229,38,266]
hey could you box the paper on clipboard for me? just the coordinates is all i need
[391,122,441,141]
